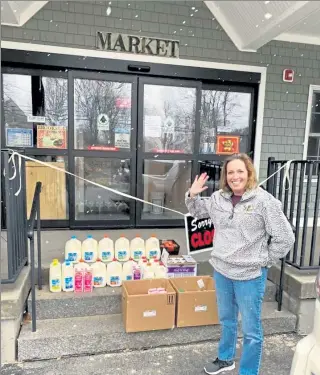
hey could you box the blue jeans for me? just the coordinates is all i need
[214,268,268,375]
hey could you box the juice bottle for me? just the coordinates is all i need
[74,259,89,293]
[82,235,98,263]
[130,235,145,262]
[133,264,142,280]
[91,259,107,288]
[65,236,81,263]
[49,259,62,293]
[145,235,161,260]
[106,258,123,287]
[62,260,74,292]
[84,267,93,292]
[98,235,114,263]
[115,235,130,262]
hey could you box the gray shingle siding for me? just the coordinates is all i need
[1,1,319,181]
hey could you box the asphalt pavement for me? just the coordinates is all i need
[1,333,301,375]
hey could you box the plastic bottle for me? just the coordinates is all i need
[65,236,82,263]
[138,256,147,267]
[155,262,167,279]
[122,258,137,281]
[98,235,114,263]
[106,258,123,287]
[133,264,142,280]
[84,267,93,292]
[49,259,62,293]
[145,235,161,260]
[62,261,74,292]
[143,262,155,280]
[82,235,98,263]
[74,259,90,293]
[91,259,107,288]
[151,259,160,274]
[115,235,130,262]
[130,235,145,262]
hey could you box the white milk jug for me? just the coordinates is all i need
[115,235,130,262]
[155,262,167,279]
[92,259,107,288]
[49,259,62,293]
[130,235,145,262]
[151,259,160,274]
[106,259,123,287]
[64,235,82,263]
[143,263,155,279]
[62,261,74,292]
[82,235,98,263]
[98,235,114,263]
[122,259,137,281]
[138,256,147,267]
[74,259,90,293]
[145,235,161,260]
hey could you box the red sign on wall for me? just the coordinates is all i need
[216,135,240,155]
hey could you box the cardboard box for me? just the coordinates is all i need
[122,279,176,333]
[161,250,197,278]
[170,276,219,328]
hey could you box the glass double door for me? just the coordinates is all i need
[70,72,255,228]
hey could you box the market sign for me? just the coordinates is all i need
[184,213,215,255]
[96,31,179,58]
[216,135,240,155]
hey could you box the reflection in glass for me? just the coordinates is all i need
[141,160,191,220]
[25,155,68,220]
[3,74,68,148]
[200,90,251,154]
[74,79,132,150]
[75,158,131,220]
[143,85,196,154]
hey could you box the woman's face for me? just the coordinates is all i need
[226,159,248,196]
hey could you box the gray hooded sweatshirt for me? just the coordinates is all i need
[185,187,295,280]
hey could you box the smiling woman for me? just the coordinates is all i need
[185,153,295,375]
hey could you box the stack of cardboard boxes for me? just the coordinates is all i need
[122,276,219,333]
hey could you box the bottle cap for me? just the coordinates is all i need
[97,258,101,262]
[104,234,109,238]
[71,235,77,239]
[52,258,59,264]
[79,259,84,263]
[87,235,93,239]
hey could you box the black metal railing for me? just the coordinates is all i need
[1,151,28,283]
[27,181,42,332]
[267,157,320,270]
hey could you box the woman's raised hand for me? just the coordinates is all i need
[189,173,209,198]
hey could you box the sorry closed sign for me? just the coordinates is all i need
[184,214,215,255]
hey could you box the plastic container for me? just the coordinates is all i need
[133,264,142,280]
[65,236,82,263]
[62,261,74,292]
[145,235,161,260]
[84,267,93,292]
[106,258,123,287]
[115,235,130,262]
[91,259,107,288]
[151,259,160,274]
[98,235,114,263]
[82,235,98,263]
[122,258,137,281]
[155,262,167,279]
[74,259,90,293]
[49,259,62,293]
[143,263,155,280]
[130,235,145,262]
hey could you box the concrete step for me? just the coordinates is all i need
[28,280,277,320]
[18,302,296,362]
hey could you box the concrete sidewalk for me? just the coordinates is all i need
[2,333,301,375]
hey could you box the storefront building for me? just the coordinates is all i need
[1,1,320,229]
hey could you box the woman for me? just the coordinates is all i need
[185,153,295,375]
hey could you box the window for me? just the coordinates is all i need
[305,88,320,175]
[3,73,68,149]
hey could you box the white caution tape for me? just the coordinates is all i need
[3,150,295,215]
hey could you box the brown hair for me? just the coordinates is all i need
[220,153,258,192]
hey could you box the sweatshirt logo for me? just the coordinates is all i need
[243,205,254,212]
